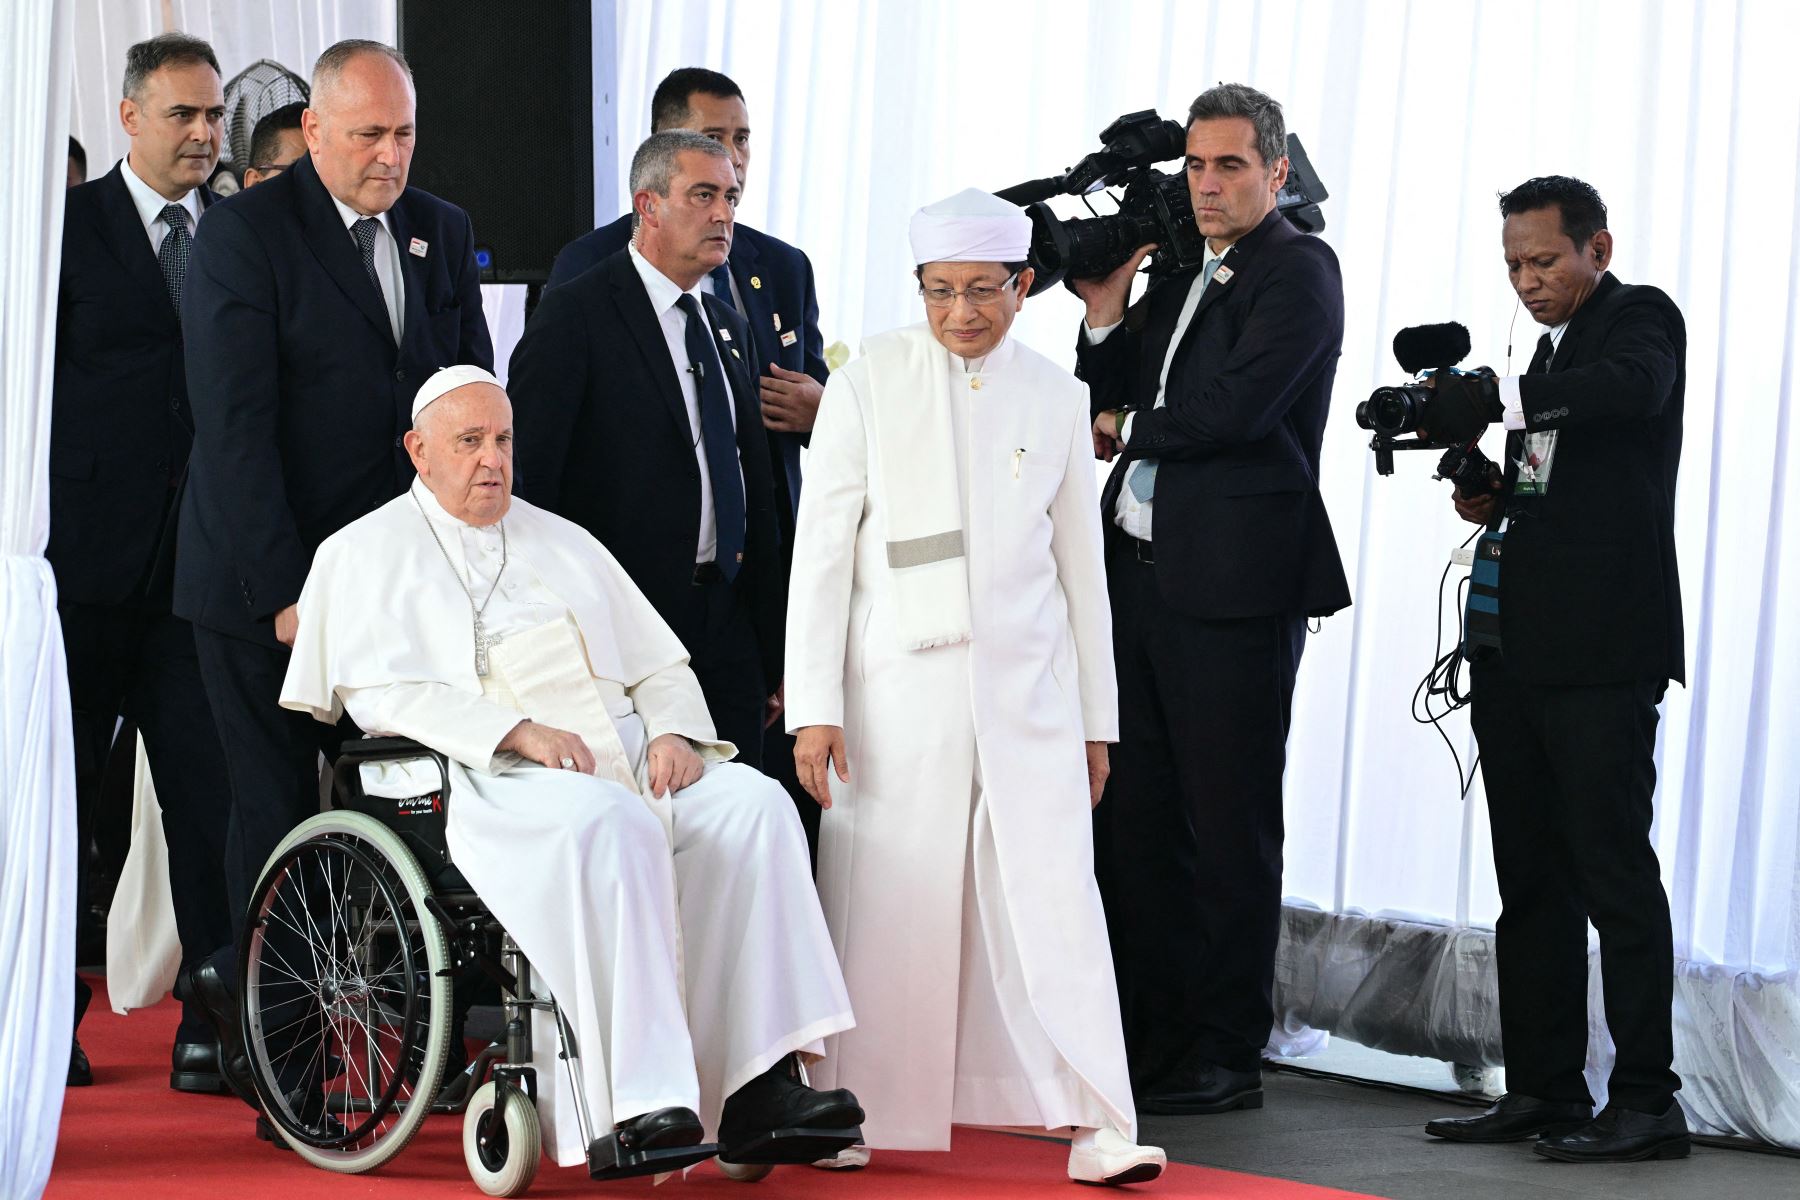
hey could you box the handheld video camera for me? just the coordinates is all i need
[993,110,1330,295]
[1357,322,1500,492]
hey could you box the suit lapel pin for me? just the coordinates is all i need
[731,347,741,359]
[408,237,429,258]
[750,275,763,290]
[718,326,732,342]
[1212,263,1234,284]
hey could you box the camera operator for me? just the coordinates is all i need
[1421,177,1689,1163]
[1074,82,1350,1115]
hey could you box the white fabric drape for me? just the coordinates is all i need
[611,0,1800,1146]
[0,1,77,1196]
[66,1,394,174]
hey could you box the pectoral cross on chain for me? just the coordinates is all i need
[473,613,497,677]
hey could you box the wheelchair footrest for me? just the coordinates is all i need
[586,1136,721,1181]
[719,1125,864,1166]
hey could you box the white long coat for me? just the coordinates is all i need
[785,324,1133,1148]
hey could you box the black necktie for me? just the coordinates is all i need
[674,293,746,580]
[157,203,190,313]
[351,216,382,293]
[1529,331,1555,374]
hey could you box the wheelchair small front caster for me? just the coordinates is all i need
[464,1079,541,1197]
[717,1159,775,1182]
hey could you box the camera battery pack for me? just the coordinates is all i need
[1461,529,1504,660]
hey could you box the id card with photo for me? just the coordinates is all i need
[1513,429,1559,496]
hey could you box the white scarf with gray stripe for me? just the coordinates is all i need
[861,325,973,650]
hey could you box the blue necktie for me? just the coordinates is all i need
[675,293,746,580]
[1128,254,1222,503]
[708,261,734,304]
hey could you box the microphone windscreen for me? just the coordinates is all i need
[1392,322,1472,373]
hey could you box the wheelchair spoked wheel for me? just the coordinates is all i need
[241,810,453,1174]
[463,1079,542,1197]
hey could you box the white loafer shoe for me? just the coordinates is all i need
[811,1144,871,1170]
[1068,1128,1166,1186]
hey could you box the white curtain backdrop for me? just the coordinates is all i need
[0,2,77,1197]
[612,0,1800,1145]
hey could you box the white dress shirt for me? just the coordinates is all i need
[1497,320,1570,494]
[329,192,404,343]
[1497,319,1569,430]
[627,242,742,565]
[1083,244,1232,539]
[119,155,202,252]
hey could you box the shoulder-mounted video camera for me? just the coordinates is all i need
[1357,322,1500,492]
[994,110,1330,295]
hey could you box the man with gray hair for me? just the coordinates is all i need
[509,131,788,784]
[279,366,860,1175]
[176,37,490,1113]
[1075,82,1350,1114]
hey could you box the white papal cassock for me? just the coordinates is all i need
[785,323,1135,1148]
[280,479,853,1167]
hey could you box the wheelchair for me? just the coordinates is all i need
[235,736,793,1195]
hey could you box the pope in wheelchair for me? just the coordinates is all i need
[271,365,862,1189]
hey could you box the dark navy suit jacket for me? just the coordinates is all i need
[1076,207,1351,620]
[175,153,491,644]
[50,164,217,607]
[509,250,786,690]
[547,213,826,531]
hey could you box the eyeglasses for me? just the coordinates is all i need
[251,163,290,176]
[919,274,1019,308]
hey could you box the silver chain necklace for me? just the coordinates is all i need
[412,490,508,676]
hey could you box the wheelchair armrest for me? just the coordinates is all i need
[332,736,451,805]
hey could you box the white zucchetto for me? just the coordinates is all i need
[908,187,1032,266]
[412,364,505,421]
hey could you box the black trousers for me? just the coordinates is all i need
[60,599,233,1040]
[669,568,769,772]
[1095,544,1306,1081]
[1470,656,1679,1113]
[192,626,355,946]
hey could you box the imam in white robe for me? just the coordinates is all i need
[785,323,1134,1148]
[280,480,854,1166]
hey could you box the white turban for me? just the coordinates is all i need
[908,187,1032,266]
[412,364,504,421]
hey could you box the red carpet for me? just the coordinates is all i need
[50,985,1374,1199]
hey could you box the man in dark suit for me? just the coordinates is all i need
[510,131,784,772]
[546,70,825,840]
[1422,176,1689,1163]
[1075,83,1350,1115]
[547,68,827,529]
[177,38,491,1101]
[51,31,234,1094]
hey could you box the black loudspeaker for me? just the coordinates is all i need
[399,1,593,284]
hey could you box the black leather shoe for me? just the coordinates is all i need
[1138,1060,1263,1115]
[256,1087,347,1151]
[1426,1093,1592,1143]
[717,1055,864,1164]
[68,1036,93,1087]
[1533,1103,1691,1162]
[187,957,257,1106]
[615,1106,706,1151]
[170,1038,229,1094]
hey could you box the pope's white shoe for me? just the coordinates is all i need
[811,1144,871,1170]
[1067,1127,1166,1186]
